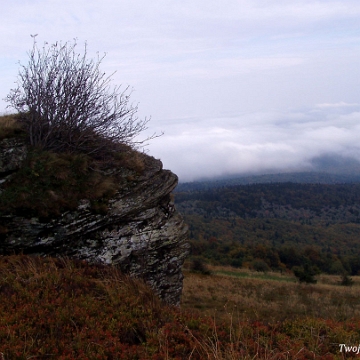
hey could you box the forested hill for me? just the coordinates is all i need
[175,182,360,224]
[175,182,360,276]
[176,172,360,192]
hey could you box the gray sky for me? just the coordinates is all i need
[1,1,360,182]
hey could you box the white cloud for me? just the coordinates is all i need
[146,106,360,181]
[316,102,360,108]
[1,0,360,180]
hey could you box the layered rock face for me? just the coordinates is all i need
[0,138,189,305]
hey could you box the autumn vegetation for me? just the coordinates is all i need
[2,255,360,359]
[175,182,360,281]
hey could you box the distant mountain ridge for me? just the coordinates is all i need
[176,171,360,192]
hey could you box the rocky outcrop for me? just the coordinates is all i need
[0,138,189,305]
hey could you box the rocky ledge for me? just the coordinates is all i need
[0,138,189,305]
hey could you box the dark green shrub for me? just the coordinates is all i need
[293,264,318,284]
[190,258,211,275]
[340,273,354,286]
[251,258,270,272]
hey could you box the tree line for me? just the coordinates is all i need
[176,182,360,280]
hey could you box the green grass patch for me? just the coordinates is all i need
[215,269,297,282]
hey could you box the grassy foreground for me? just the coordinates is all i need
[1,256,360,359]
[182,264,360,323]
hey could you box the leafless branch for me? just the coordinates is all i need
[5,38,160,156]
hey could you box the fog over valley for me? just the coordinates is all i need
[148,104,360,182]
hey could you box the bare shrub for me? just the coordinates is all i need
[5,38,159,156]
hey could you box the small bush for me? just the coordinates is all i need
[340,273,354,286]
[293,264,318,284]
[5,38,160,156]
[251,258,270,272]
[190,258,211,275]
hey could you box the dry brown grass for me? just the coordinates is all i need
[0,114,24,139]
[181,264,360,325]
[2,256,359,359]
[0,114,17,127]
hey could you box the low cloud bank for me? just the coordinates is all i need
[146,104,360,182]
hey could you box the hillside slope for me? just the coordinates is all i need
[175,182,360,275]
[2,255,359,359]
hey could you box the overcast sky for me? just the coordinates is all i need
[1,1,360,181]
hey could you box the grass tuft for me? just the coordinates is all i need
[0,114,25,140]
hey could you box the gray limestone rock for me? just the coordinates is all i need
[0,139,189,305]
